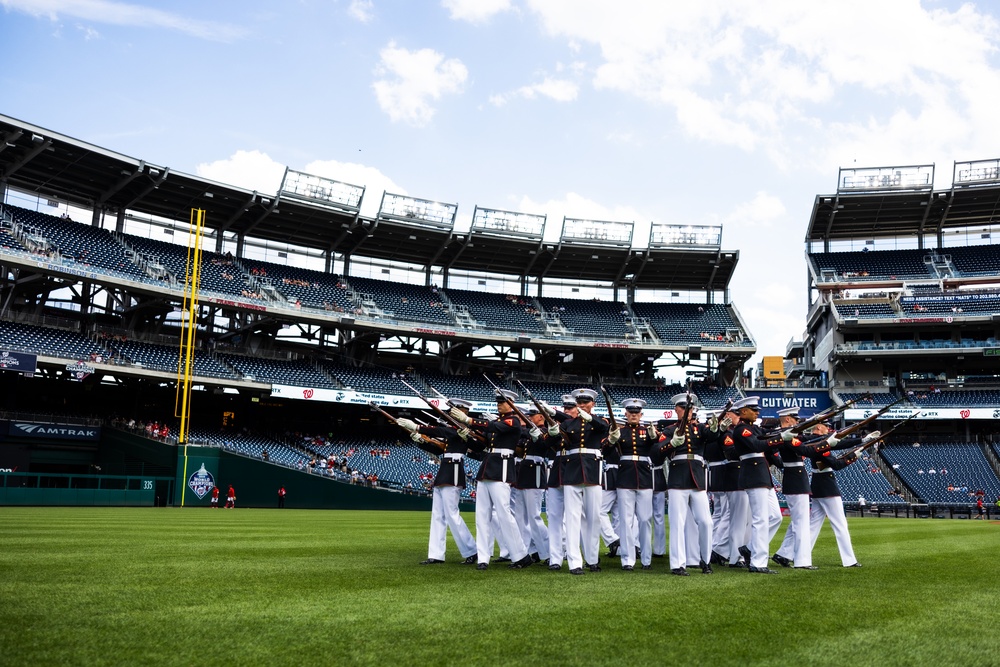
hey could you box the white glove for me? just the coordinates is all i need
[826,434,842,447]
[862,430,881,444]
[646,425,659,440]
[457,427,470,441]
[396,418,418,432]
[450,407,471,424]
[539,401,556,417]
[781,429,795,442]
[409,432,423,442]
[528,426,542,440]
[547,424,560,437]
[719,417,733,431]
[708,415,720,432]
[608,427,621,444]
[579,408,593,423]
[670,433,685,448]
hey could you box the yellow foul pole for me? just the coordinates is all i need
[176,208,206,507]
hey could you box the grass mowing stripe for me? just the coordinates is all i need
[1,509,997,666]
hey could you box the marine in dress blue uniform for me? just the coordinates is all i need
[608,398,659,570]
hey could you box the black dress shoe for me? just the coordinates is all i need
[419,558,444,565]
[621,565,634,571]
[847,562,863,568]
[748,566,778,574]
[794,565,819,570]
[509,555,533,569]
[476,563,488,570]
[606,539,620,557]
[700,561,713,574]
[772,553,792,568]
[710,550,726,565]
[548,563,562,571]
[738,545,752,562]
[670,567,690,576]
[569,567,585,575]
[587,563,602,572]
[652,553,665,558]
[728,560,747,569]
[461,555,477,565]
[530,552,541,563]
[495,556,512,563]
[641,564,652,570]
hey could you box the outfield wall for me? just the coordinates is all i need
[102,429,440,511]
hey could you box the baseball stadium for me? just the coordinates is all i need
[3,3,1000,666]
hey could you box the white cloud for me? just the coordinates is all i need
[196,150,286,195]
[490,77,578,106]
[1,0,247,41]
[348,0,374,23]
[372,41,468,127]
[195,150,404,220]
[441,0,511,24]
[76,23,99,40]
[724,191,786,230]
[524,1,1000,170]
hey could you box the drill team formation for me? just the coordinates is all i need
[376,383,912,574]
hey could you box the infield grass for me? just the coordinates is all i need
[1,508,997,667]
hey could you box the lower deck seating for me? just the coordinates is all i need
[880,442,1000,503]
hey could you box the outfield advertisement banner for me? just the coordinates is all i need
[7,421,102,441]
[844,407,1000,421]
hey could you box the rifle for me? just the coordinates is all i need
[599,385,619,431]
[513,378,558,428]
[676,379,694,430]
[368,402,447,453]
[790,392,874,435]
[845,410,921,456]
[833,396,905,440]
[399,379,486,444]
[481,374,533,429]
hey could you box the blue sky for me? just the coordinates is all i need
[3,0,1000,377]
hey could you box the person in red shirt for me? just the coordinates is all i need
[974,497,985,520]
[211,486,220,508]
[278,486,286,508]
[225,485,236,509]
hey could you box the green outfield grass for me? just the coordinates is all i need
[0,508,997,667]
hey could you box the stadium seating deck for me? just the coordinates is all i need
[218,354,338,387]
[0,320,105,360]
[880,442,1000,503]
[630,303,745,346]
[106,338,235,378]
[810,249,933,282]
[441,289,545,334]
[239,259,354,312]
[348,276,452,324]
[537,297,632,338]
[6,205,148,280]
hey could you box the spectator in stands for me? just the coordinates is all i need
[262,448,269,462]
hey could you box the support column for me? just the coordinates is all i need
[115,208,125,234]
[91,206,102,228]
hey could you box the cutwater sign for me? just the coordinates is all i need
[187,464,215,500]
[753,390,833,419]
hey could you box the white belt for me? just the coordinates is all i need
[671,454,705,464]
[442,453,464,461]
[813,468,834,474]
[784,461,805,468]
[565,448,602,456]
[651,465,664,471]
[490,448,515,456]
[621,455,651,463]
[605,464,619,469]
[708,461,728,467]
[524,455,546,464]
[740,453,765,461]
